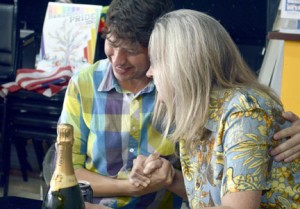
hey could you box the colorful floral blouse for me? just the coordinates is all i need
[180,88,300,209]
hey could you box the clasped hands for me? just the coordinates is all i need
[84,153,175,209]
[128,152,175,195]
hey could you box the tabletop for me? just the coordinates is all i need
[0,196,42,209]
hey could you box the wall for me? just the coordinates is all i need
[16,0,280,72]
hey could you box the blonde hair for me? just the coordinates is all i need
[149,9,280,151]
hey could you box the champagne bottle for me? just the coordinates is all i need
[42,124,85,209]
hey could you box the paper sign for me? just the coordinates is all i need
[37,2,102,73]
[281,0,300,19]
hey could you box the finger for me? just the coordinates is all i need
[129,172,151,187]
[282,111,299,123]
[134,155,147,165]
[143,158,163,175]
[142,152,161,174]
[129,162,150,187]
[143,152,160,166]
[130,158,151,187]
[270,137,299,156]
[274,111,300,140]
[273,126,300,140]
[132,158,144,173]
[272,143,300,162]
[131,156,148,175]
[284,152,300,163]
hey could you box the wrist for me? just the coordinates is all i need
[120,179,141,196]
[166,169,187,199]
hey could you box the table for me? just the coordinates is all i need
[0,196,42,209]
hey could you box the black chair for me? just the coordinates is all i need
[0,97,9,195]
[0,0,19,84]
[6,89,65,183]
[0,0,19,197]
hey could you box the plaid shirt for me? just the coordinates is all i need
[60,58,182,209]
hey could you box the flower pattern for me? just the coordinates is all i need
[180,88,300,208]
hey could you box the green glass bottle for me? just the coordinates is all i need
[42,124,85,209]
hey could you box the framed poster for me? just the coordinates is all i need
[37,2,102,73]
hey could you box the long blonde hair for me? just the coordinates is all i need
[149,9,280,151]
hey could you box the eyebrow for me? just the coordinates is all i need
[108,38,142,52]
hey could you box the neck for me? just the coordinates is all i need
[120,77,151,94]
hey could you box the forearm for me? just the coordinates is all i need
[75,168,136,197]
[166,169,187,200]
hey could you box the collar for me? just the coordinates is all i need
[98,62,155,95]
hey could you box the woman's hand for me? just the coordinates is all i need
[271,111,300,162]
[128,153,175,196]
[129,152,162,188]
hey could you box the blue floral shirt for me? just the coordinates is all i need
[180,88,300,209]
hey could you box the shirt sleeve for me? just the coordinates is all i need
[60,76,88,169]
[221,107,274,196]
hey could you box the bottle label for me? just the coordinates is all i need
[50,172,78,191]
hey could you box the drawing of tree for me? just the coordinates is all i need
[47,19,89,67]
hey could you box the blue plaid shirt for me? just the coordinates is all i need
[60,58,182,209]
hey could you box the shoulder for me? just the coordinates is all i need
[211,88,283,116]
[207,88,285,131]
[72,58,111,85]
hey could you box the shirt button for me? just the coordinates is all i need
[129,148,134,153]
[132,126,136,131]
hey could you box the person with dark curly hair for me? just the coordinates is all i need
[59,0,185,208]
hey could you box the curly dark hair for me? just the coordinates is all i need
[103,0,173,47]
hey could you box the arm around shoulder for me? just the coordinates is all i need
[271,111,300,162]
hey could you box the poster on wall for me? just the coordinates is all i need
[37,2,102,73]
[281,0,300,19]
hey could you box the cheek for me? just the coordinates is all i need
[134,48,150,69]
[128,55,150,72]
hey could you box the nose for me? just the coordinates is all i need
[112,48,126,66]
[146,66,153,78]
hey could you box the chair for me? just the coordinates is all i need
[0,0,19,197]
[6,90,65,181]
[0,0,19,84]
[2,2,103,198]
[0,97,9,195]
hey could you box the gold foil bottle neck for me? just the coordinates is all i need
[57,123,74,144]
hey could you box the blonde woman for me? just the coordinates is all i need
[130,9,300,209]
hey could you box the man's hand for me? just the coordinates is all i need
[129,153,162,187]
[128,153,175,196]
[271,111,300,162]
